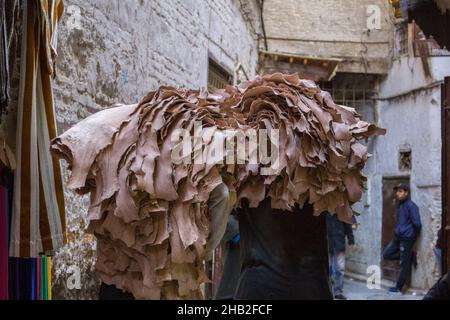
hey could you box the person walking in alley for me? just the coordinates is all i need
[383,183,421,295]
[326,213,356,300]
[215,213,241,300]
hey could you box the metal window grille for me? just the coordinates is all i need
[398,23,409,56]
[318,81,376,109]
[399,150,412,171]
[208,59,232,91]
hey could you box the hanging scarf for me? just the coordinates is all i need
[9,0,66,258]
[0,0,9,112]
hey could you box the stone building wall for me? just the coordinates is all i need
[1,0,262,299]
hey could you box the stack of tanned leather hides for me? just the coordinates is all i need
[50,73,386,299]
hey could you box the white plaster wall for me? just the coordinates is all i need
[347,55,450,290]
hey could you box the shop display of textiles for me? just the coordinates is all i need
[9,0,67,259]
[51,73,385,299]
[0,0,63,300]
[1,141,53,301]
[1,160,53,301]
[8,256,52,300]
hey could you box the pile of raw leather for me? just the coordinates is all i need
[50,73,385,299]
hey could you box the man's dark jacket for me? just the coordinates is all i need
[326,213,355,253]
[395,197,421,240]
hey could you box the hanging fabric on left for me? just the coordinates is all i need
[9,0,66,258]
[0,0,10,112]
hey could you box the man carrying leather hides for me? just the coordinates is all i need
[51,73,385,299]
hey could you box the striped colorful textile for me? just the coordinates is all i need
[46,256,52,299]
[8,255,52,300]
[9,0,66,257]
[40,256,46,300]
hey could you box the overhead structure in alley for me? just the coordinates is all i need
[259,51,341,82]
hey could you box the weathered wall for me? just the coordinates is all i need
[346,56,450,290]
[55,0,261,132]
[262,0,395,74]
[50,0,261,299]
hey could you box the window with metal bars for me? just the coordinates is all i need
[207,59,232,91]
[318,81,376,109]
[395,22,409,57]
[399,150,412,171]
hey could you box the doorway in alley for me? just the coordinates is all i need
[381,176,410,282]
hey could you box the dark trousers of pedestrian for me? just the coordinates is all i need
[329,250,346,296]
[383,238,415,290]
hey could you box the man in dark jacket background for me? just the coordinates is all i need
[383,183,421,294]
[326,213,356,300]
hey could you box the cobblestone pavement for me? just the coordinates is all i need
[341,278,425,300]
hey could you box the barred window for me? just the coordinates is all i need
[208,59,232,91]
[399,150,412,171]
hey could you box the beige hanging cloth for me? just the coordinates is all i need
[9,0,66,258]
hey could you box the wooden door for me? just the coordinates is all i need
[381,177,410,281]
